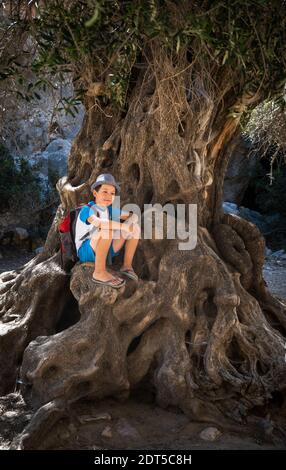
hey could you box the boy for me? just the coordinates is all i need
[75,173,140,288]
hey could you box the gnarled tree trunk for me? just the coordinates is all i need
[1,43,286,449]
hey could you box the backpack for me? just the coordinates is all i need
[58,202,113,272]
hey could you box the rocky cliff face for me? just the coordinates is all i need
[0,62,85,245]
[1,77,85,185]
[223,135,257,205]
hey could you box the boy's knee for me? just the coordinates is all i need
[133,223,141,237]
[90,229,112,249]
[98,228,113,241]
[125,222,140,240]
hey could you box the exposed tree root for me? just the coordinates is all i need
[0,36,286,448]
[13,225,285,435]
[213,213,286,330]
[0,252,71,394]
[10,398,66,450]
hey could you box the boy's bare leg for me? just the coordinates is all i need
[90,230,118,282]
[111,223,140,271]
[121,237,139,270]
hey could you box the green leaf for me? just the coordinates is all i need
[222,50,229,65]
[85,5,100,28]
[66,107,76,118]
[176,35,181,54]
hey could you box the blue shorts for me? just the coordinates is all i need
[77,239,122,263]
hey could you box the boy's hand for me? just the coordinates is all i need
[121,221,140,238]
[121,222,133,232]
[129,222,141,239]
[127,213,139,223]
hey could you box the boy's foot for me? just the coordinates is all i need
[119,266,139,282]
[92,271,126,288]
[92,275,125,288]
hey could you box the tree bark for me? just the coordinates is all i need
[1,43,286,448]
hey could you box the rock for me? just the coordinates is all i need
[281,254,286,260]
[2,73,84,158]
[271,249,285,258]
[0,251,3,259]
[0,213,38,235]
[14,227,29,241]
[79,412,112,424]
[222,202,240,215]
[116,418,141,441]
[223,135,256,205]
[101,426,112,438]
[265,247,272,256]
[44,138,72,155]
[30,138,72,184]
[31,238,45,250]
[199,427,222,442]
[238,206,269,233]
[4,411,18,419]
[223,202,272,235]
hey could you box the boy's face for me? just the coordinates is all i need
[93,183,116,206]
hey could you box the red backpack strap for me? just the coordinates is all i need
[59,214,71,233]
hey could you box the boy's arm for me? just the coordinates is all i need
[84,205,123,231]
[119,211,138,222]
[85,205,138,230]
[87,215,131,232]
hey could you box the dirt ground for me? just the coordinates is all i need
[0,247,286,450]
[0,247,35,275]
[263,256,286,301]
[38,395,286,450]
[1,390,285,451]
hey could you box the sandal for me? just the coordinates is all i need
[119,267,139,282]
[92,275,126,289]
